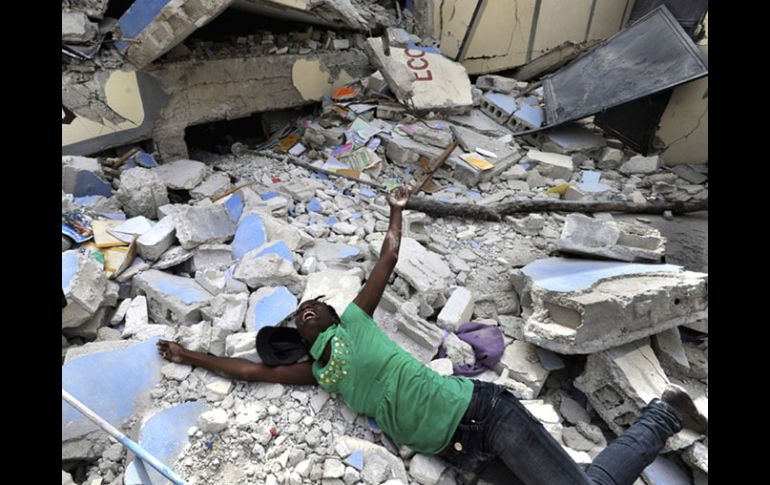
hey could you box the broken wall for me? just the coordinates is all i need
[656,12,708,165]
[426,0,637,74]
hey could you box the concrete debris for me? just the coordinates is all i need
[62,6,708,483]
[519,258,708,354]
[116,168,170,219]
[558,214,666,263]
[574,339,670,436]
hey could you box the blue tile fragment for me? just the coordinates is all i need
[521,258,682,293]
[308,197,323,213]
[232,214,266,260]
[134,151,158,168]
[261,191,280,200]
[254,240,293,263]
[578,171,612,193]
[224,193,244,224]
[250,286,298,331]
[70,170,112,197]
[345,450,364,470]
[326,216,338,226]
[360,188,376,197]
[124,401,207,485]
[62,337,166,442]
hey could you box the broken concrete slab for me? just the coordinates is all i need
[524,150,574,181]
[558,214,666,263]
[492,340,549,398]
[62,161,112,198]
[62,11,97,44]
[370,237,452,303]
[365,37,472,114]
[301,269,362,317]
[262,216,313,251]
[304,240,363,265]
[190,172,232,201]
[574,339,669,435]
[476,75,518,94]
[619,155,661,176]
[174,204,236,250]
[246,286,298,331]
[234,252,304,294]
[136,215,177,261]
[207,292,249,332]
[62,250,108,329]
[124,401,207,484]
[116,167,170,219]
[232,213,267,260]
[133,269,214,326]
[436,287,474,332]
[63,337,166,461]
[117,0,233,69]
[539,124,607,155]
[653,327,690,370]
[519,258,708,354]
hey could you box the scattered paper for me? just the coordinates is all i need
[460,153,495,171]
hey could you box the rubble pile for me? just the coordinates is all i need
[63,2,707,485]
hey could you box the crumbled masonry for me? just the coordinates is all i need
[62,2,707,483]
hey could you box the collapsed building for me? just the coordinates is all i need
[62,1,708,484]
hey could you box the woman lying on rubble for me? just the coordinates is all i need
[158,186,706,485]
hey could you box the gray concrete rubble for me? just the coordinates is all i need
[62,5,708,483]
[518,261,708,355]
[558,214,666,263]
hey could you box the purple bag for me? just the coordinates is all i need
[436,322,505,376]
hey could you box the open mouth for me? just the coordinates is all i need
[301,309,317,323]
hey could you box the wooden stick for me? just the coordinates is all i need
[412,139,458,194]
[259,150,388,191]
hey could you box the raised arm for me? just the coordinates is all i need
[353,186,410,316]
[157,340,317,385]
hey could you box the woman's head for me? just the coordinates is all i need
[295,296,340,347]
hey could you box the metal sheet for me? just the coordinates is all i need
[628,0,708,36]
[542,5,707,127]
[595,90,672,154]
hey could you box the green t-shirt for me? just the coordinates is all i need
[311,302,474,454]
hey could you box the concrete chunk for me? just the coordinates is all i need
[190,172,231,201]
[137,216,177,261]
[476,75,518,93]
[232,214,267,260]
[524,150,574,181]
[558,214,666,263]
[116,168,170,219]
[619,155,661,175]
[193,244,233,270]
[155,160,209,190]
[247,286,298,331]
[370,237,453,301]
[174,204,236,250]
[493,341,549,397]
[198,408,229,433]
[436,288,474,332]
[62,251,107,329]
[305,241,363,265]
[652,327,690,370]
[122,295,149,338]
[62,12,97,44]
[519,258,708,354]
[336,436,409,485]
[365,37,472,114]
[574,339,668,435]
[408,454,447,485]
[234,252,304,294]
[133,269,214,326]
[302,270,362,316]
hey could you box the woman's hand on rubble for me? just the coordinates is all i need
[157,340,187,364]
[387,186,411,210]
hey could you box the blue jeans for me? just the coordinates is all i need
[439,381,682,485]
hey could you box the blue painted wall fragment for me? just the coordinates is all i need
[71,170,113,197]
[345,450,364,470]
[232,214,266,260]
[134,151,158,168]
[124,401,207,485]
[224,193,244,224]
[261,191,280,200]
[62,337,166,441]
[485,93,518,114]
[578,171,612,193]
[521,257,682,293]
[250,287,298,331]
[326,216,338,226]
[254,240,293,263]
[143,270,213,305]
[513,102,544,128]
[62,251,79,294]
[308,197,323,212]
[116,0,173,50]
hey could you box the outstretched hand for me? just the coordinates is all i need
[157,340,187,364]
[387,186,411,209]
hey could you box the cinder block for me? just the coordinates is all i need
[436,288,474,332]
[132,270,214,326]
